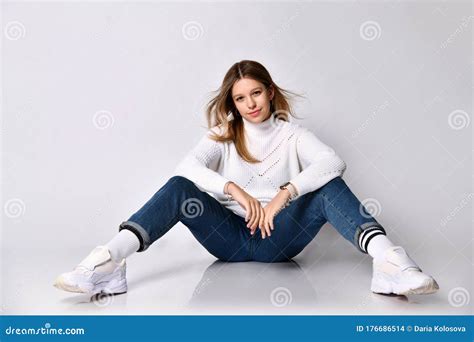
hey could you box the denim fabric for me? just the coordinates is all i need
[119,176,384,262]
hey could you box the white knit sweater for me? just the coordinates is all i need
[174,114,347,218]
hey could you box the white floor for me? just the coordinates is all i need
[2,223,472,316]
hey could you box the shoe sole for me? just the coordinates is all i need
[371,275,439,295]
[54,276,127,295]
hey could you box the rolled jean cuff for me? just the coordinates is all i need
[353,221,386,254]
[119,221,151,252]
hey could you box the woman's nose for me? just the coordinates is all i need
[246,98,256,108]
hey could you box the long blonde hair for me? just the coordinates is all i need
[205,60,302,163]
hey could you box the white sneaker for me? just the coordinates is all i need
[53,246,127,295]
[370,246,439,295]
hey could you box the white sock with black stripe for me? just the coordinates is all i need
[366,235,395,260]
[105,229,140,263]
[358,227,395,260]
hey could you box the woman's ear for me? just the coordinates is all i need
[268,85,275,101]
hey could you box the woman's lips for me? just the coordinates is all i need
[248,109,261,117]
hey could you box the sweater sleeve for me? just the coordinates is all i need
[173,126,231,195]
[289,127,347,200]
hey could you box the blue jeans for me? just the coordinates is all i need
[119,176,386,262]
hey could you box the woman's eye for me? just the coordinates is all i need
[235,91,260,101]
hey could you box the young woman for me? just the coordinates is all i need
[54,60,439,297]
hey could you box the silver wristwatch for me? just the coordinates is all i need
[279,182,298,201]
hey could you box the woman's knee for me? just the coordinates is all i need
[163,176,203,201]
[300,176,346,208]
[318,176,346,194]
[166,175,195,190]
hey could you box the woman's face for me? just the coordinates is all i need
[231,77,274,123]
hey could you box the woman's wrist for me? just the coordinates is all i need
[279,181,298,201]
[224,181,232,195]
[224,181,238,196]
[276,189,291,210]
[223,181,233,202]
[280,188,292,200]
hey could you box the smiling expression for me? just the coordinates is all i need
[231,77,274,123]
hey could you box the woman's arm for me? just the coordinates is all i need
[174,127,231,196]
[289,127,347,200]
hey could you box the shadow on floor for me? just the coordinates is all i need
[186,259,319,310]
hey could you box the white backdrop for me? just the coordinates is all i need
[1,0,472,314]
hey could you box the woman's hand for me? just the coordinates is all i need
[226,183,266,235]
[251,189,291,239]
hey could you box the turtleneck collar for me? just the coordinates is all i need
[242,114,276,135]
